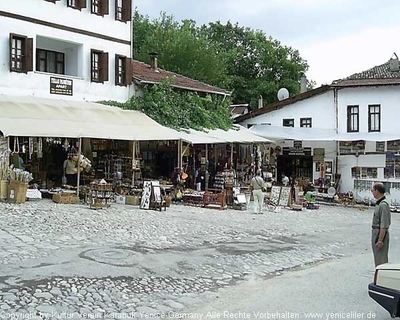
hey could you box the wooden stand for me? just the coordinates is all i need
[203,189,226,210]
[89,183,113,209]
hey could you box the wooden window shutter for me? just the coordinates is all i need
[25,38,33,72]
[125,58,132,85]
[100,0,109,15]
[78,0,87,9]
[9,34,13,72]
[114,54,120,85]
[100,52,109,82]
[121,0,132,22]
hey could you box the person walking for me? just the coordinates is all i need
[371,182,391,267]
[250,170,265,214]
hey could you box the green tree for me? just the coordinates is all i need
[133,11,227,87]
[199,21,309,108]
[102,80,233,131]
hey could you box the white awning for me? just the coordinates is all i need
[207,126,272,143]
[176,125,272,144]
[249,125,338,141]
[0,94,184,141]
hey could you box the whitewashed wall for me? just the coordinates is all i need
[239,91,335,129]
[337,86,400,134]
[0,0,133,102]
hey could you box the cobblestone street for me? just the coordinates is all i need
[0,200,396,317]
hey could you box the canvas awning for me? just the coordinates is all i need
[249,124,338,141]
[0,94,184,141]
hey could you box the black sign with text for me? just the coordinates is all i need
[50,77,73,96]
[283,147,312,156]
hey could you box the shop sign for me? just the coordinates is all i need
[283,147,311,156]
[293,140,302,148]
[50,77,73,96]
[313,148,325,161]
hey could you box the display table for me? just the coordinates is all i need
[182,191,204,206]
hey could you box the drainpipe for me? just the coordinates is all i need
[334,87,339,184]
[76,138,82,197]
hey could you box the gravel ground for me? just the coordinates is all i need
[0,199,395,318]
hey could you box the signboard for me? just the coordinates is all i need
[50,77,73,96]
[313,148,325,162]
[283,147,312,156]
[278,187,291,206]
[293,141,303,148]
[270,186,281,205]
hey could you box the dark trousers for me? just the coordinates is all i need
[66,174,77,186]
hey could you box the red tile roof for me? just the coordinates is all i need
[132,60,231,96]
[332,58,400,87]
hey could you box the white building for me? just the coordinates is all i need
[236,55,400,204]
[0,0,133,102]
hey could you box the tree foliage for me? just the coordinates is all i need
[101,79,233,131]
[133,12,312,110]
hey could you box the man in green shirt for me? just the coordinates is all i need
[371,182,391,267]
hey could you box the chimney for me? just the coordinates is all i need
[389,53,399,72]
[258,95,263,109]
[300,73,307,93]
[149,52,158,71]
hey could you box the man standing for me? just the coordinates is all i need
[250,170,264,214]
[371,182,391,267]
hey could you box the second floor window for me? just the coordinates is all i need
[68,0,86,10]
[283,119,294,127]
[115,0,131,22]
[91,49,109,83]
[368,104,381,132]
[347,105,359,132]
[36,49,64,74]
[9,33,33,73]
[91,0,109,15]
[300,118,312,128]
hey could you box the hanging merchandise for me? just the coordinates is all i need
[29,137,34,159]
[10,138,20,169]
[37,138,43,158]
[63,138,70,152]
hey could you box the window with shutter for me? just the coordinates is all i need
[68,0,86,10]
[115,55,132,86]
[116,0,131,22]
[9,34,33,73]
[91,50,108,83]
[92,0,108,15]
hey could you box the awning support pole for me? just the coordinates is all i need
[178,139,183,169]
[132,140,136,187]
[76,138,82,197]
[230,143,234,168]
[205,144,209,191]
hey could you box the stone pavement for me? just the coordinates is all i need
[0,199,391,317]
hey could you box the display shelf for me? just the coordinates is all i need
[89,183,113,209]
